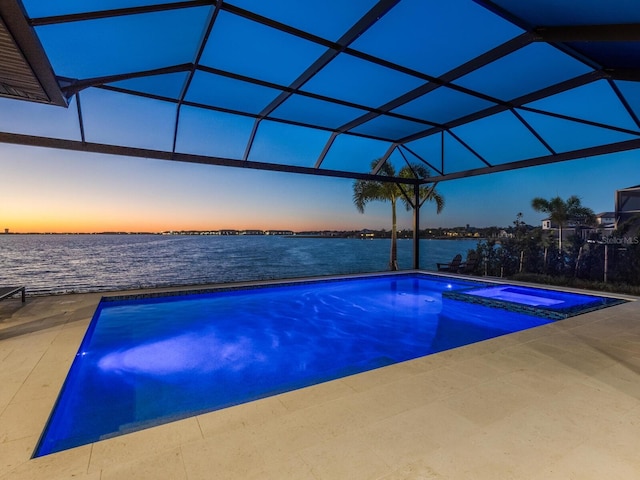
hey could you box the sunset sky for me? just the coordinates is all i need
[1,138,636,234]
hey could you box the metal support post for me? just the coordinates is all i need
[413,182,420,270]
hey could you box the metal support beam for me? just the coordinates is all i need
[413,182,420,270]
[372,144,398,175]
[314,132,338,168]
[399,144,442,176]
[173,1,223,153]
[336,33,533,135]
[607,69,640,82]
[0,131,419,185]
[399,71,603,145]
[441,131,444,174]
[510,108,556,155]
[424,138,640,183]
[243,119,261,161]
[29,1,214,26]
[608,79,640,130]
[256,0,401,121]
[75,93,86,143]
[535,24,640,42]
[60,64,194,98]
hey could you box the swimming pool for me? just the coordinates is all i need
[34,273,623,457]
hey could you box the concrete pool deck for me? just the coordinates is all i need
[1,284,640,479]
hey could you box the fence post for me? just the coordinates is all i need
[519,250,524,273]
[543,247,548,274]
[575,246,583,277]
[604,244,608,283]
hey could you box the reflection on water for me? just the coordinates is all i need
[97,332,263,377]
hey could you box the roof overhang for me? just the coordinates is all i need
[0,0,66,105]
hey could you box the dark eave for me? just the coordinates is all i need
[0,0,65,105]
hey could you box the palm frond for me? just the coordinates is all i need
[352,178,387,213]
[531,197,551,213]
[354,160,445,216]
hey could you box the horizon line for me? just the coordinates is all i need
[1,225,531,235]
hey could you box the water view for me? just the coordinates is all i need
[0,235,479,295]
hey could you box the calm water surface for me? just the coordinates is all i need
[0,235,479,295]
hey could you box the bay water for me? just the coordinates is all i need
[0,234,479,295]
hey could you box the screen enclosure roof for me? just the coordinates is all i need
[1,0,640,185]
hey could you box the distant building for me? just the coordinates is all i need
[595,212,615,226]
[541,218,587,231]
[3,228,8,234]
[543,212,616,240]
[265,230,294,236]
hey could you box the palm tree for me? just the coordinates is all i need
[531,195,595,250]
[353,160,444,270]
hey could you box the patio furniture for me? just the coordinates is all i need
[459,251,478,274]
[0,286,25,303]
[437,254,462,272]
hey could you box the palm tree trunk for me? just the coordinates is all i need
[390,198,398,270]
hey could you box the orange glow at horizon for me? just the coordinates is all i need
[2,216,380,234]
[1,204,373,233]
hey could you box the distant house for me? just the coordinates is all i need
[541,185,640,236]
[595,212,615,228]
[540,218,589,230]
[540,218,578,230]
[540,218,593,239]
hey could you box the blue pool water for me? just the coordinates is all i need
[34,274,619,457]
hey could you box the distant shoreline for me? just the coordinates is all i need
[0,229,502,238]
[1,232,488,241]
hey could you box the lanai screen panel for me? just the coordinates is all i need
[617,185,640,225]
[0,0,639,183]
